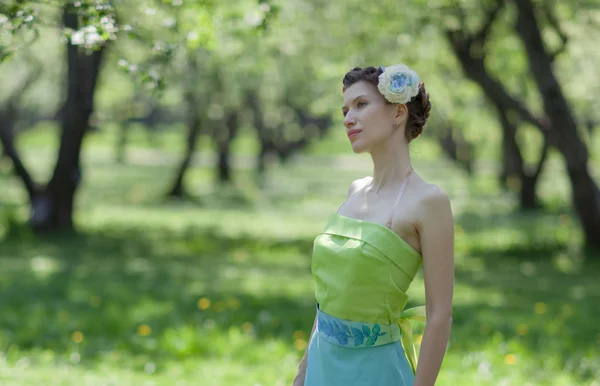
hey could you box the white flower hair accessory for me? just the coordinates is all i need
[377,64,420,104]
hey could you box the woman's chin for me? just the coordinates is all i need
[350,141,368,154]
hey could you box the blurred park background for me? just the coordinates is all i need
[1,0,600,385]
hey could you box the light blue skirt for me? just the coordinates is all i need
[304,305,415,386]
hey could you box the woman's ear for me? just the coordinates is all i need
[395,104,408,122]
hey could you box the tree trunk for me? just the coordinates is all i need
[215,112,239,185]
[167,90,202,198]
[520,174,537,209]
[514,0,600,247]
[29,8,106,231]
[495,103,547,209]
[217,150,230,183]
[245,91,271,176]
[499,114,523,189]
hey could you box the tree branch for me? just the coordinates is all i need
[444,0,550,132]
[0,125,38,202]
[445,28,545,131]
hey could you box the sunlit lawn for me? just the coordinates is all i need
[1,128,599,385]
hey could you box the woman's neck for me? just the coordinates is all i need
[369,145,412,194]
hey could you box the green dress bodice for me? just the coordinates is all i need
[312,213,423,324]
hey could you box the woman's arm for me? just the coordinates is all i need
[413,188,455,386]
[292,314,317,386]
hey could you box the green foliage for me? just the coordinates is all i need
[0,1,120,57]
[63,1,118,50]
[4,0,599,150]
[0,1,39,61]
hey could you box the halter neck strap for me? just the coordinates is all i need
[386,167,413,226]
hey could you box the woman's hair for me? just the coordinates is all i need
[342,66,431,142]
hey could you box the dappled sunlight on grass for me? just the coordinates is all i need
[1,209,598,385]
[0,226,314,384]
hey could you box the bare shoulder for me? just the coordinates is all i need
[347,176,372,197]
[421,184,452,212]
[413,180,453,224]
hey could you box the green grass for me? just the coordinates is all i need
[1,127,600,385]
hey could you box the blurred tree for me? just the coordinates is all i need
[158,0,332,195]
[444,0,549,209]
[432,0,600,246]
[1,2,111,230]
[512,0,600,247]
[158,0,255,196]
[1,0,263,223]
[32,9,105,229]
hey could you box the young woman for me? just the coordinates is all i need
[293,64,455,386]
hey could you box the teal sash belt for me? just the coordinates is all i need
[316,303,426,374]
[316,304,401,348]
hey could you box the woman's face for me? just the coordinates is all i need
[341,80,405,154]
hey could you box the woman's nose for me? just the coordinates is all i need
[344,113,356,128]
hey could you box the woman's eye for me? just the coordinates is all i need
[357,101,367,108]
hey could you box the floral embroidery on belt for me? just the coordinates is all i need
[317,313,388,347]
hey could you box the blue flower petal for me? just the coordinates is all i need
[389,73,409,92]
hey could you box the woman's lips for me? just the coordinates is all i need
[347,129,361,139]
